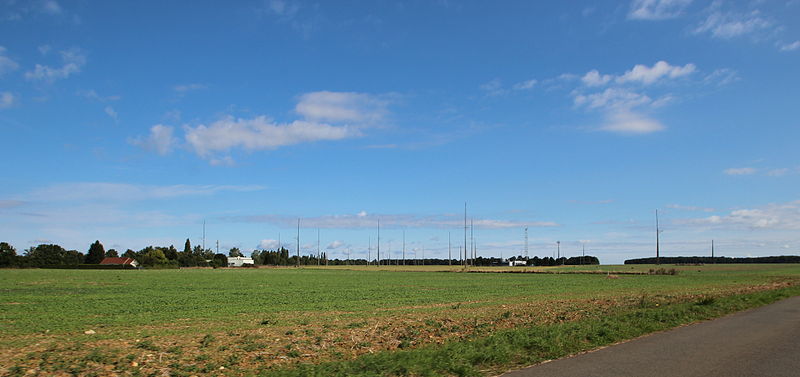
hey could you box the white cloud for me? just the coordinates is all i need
[295,91,388,123]
[266,0,299,17]
[27,182,265,202]
[173,83,206,93]
[78,89,121,102]
[0,92,16,109]
[42,0,62,15]
[703,68,740,86]
[779,41,800,51]
[724,167,757,175]
[327,240,345,249]
[104,106,118,121]
[209,156,235,167]
[0,46,19,76]
[616,61,696,85]
[598,111,665,134]
[581,70,612,87]
[574,88,653,110]
[766,168,789,177]
[225,212,558,229]
[130,124,176,156]
[628,0,693,20]
[258,239,280,250]
[666,204,715,212]
[512,79,537,90]
[184,116,359,157]
[684,200,800,230]
[38,45,51,55]
[479,79,506,96]
[25,48,86,83]
[694,9,772,39]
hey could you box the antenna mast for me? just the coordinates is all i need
[317,228,320,266]
[656,210,661,265]
[296,218,300,267]
[402,229,406,266]
[202,220,206,251]
[377,218,381,266]
[524,227,529,259]
[464,202,468,266]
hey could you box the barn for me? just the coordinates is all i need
[99,257,139,268]
[227,256,255,267]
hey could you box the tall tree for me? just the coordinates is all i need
[183,238,191,254]
[229,247,242,257]
[85,240,106,264]
[105,249,119,258]
[0,242,17,267]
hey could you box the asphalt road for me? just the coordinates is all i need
[502,295,800,377]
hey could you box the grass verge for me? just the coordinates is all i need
[263,286,800,377]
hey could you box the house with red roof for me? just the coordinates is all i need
[99,257,139,268]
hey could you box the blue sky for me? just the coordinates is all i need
[1,0,799,264]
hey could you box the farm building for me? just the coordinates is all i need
[509,260,527,267]
[227,256,255,267]
[99,257,139,267]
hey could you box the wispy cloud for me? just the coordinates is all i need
[129,125,177,156]
[173,83,207,93]
[0,46,19,77]
[222,212,558,230]
[25,48,86,83]
[779,41,800,52]
[679,200,800,230]
[295,91,389,124]
[694,5,773,39]
[77,89,121,102]
[0,92,16,109]
[723,167,757,175]
[628,0,693,20]
[104,106,118,121]
[26,182,265,202]
[666,203,715,212]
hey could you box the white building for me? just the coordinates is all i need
[227,256,255,267]
[509,260,527,267]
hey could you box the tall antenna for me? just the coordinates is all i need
[278,232,281,252]
[470,218,474,262]
[377,218,381,266]
[711,239,715,262]
[524,227,529,259]
[557,241,560,260]
[581,242,585,265]
[388,241,392,266]
[216,240,219,255]
[655,209,661,265]
[368,236,371,266]
[296,218,300,267]
[464,202,468,266]
[317,228,320,266]
[202,220,206,251]
[402,229,406,266]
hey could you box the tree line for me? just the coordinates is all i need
[0,239,600,268]
[625,256,800,264]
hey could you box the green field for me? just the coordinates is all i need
[2,264,799,376]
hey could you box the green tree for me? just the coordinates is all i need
[228,247,243,257]
[85,240,106,264]
[163,245,178,260]
[0,242,17,267]
[212,253,228,268]
[105,249,119,258]
[139,248,170,267]
[183,238,191,254]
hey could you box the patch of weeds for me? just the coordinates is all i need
[85,348,108,363]
[199,334,215,348]
[242,342,266,352]
[167,345,182,355]
[357,341,372,348]
[299,319,309,326]
[125,354,136,361]
[500,311,512,319]
[135,339,159,352]
[304,329,315,336]
[226,353,240,366]
[287,350,301,358]
[260,318,276,326]
[346,321,368,329]
[451,303,462,309]
[696,296,716,306]
[195,354,210,362]
[217,345,229,351]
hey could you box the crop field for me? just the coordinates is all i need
[2,264,799,376]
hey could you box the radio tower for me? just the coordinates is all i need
[524,227,529,259]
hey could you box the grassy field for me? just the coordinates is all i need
[1,264,799,376]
